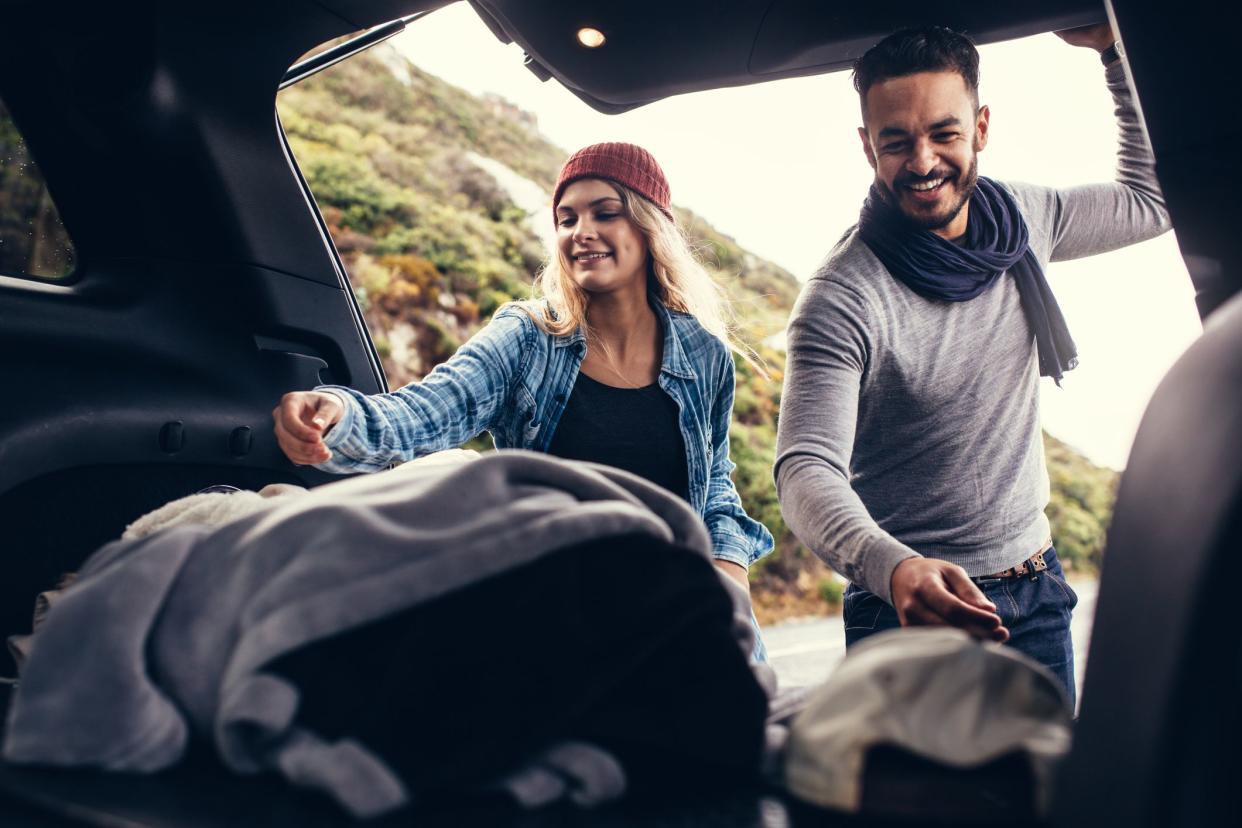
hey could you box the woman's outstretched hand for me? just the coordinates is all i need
[272,391,345,465]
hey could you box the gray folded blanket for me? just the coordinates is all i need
[3,450,768,818]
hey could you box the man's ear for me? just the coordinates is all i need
[858,126,877,170]
[974,104,990,152]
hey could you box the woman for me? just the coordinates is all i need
[272,142,773,647]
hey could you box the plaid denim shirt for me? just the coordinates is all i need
[317,301,774,568]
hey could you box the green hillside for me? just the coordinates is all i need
[276,45,1115,621]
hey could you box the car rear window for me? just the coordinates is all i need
[0,95,76,280]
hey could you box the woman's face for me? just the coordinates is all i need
[555,178,649,297]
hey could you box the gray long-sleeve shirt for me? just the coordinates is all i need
[774,61,1170,604]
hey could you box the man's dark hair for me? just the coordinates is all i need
[853,26,980,114]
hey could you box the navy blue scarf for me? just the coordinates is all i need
[857,176,1078,384]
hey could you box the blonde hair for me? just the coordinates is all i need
[524,181,758,369]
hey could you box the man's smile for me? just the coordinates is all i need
[901,174,954,202]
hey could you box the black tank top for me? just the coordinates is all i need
[546,372,690,502]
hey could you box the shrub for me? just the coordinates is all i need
[818,578,844,609]
[478,289,516,319]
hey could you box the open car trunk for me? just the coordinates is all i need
[1,0,1239,825]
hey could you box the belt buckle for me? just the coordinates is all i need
[1030,550,1049,573]
[978,546,1050,582]
[1014,550,1049,580]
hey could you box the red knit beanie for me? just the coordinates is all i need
[552,142,673,222]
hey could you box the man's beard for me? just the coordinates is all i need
[876,153,979,232]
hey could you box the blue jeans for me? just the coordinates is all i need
[842,547,1078,705]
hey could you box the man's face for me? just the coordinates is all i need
[859,71,989,239]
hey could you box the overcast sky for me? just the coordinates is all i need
[393,2,1202,470]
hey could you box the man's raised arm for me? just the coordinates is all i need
[1042,24,1171,260]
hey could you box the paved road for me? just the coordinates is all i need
[764,578,1100,701]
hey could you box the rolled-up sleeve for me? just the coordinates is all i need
[704,353,774,568]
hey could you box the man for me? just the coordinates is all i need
[774,24,1169,702]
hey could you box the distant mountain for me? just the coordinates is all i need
[276,44,1115,621]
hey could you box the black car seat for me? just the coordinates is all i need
[1052,291,1242,827]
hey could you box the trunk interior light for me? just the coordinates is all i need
[576,27,606,48]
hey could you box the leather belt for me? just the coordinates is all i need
[976,539,1054,580]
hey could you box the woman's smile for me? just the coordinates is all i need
[556,177,649,293]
